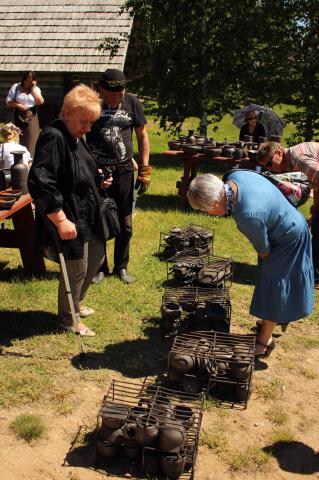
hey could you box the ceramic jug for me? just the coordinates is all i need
[10,151,28,194]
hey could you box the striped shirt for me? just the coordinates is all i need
[285,142,319,188]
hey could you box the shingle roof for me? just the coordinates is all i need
[0,1,133,72]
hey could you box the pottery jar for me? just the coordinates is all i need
[169,352,195,373]
[186,129,196,145]
[161,452,186,479]
[10,151,29,194]
[143,450,162,476]
[134,414,159,446]
[173,405,195,429]
[159,420,187,452]
[95,439,118,459]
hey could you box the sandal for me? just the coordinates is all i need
[252,320,288,334]
[60,324,96,337]
[79,305,95,317]
[255,338,275,357]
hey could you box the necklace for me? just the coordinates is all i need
[224,183,236,215]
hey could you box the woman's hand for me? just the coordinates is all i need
[101,176,113,189]
[57,219,77,240]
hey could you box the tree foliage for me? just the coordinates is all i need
[99,0,319,140]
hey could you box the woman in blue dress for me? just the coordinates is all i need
[188,171,314,357]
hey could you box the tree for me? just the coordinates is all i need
[99,0,319,141]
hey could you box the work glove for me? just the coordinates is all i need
[135,165,152,195]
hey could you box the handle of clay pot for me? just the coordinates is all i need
[121,422,137,440]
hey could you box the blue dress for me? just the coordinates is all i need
[228,170,314,323]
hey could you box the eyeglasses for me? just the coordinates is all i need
[104,80,126,87]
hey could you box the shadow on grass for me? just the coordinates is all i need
[137,193,180,211]
[0,266,58,283]
[71,317,170,378]
[232,261,258,286]
[0,309,59,346]
[263,441,319,474]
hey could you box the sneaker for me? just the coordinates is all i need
[91,271,105,284]
[79,305,95,317]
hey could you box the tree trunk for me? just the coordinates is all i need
[199,0,208,137]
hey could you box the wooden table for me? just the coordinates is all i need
[0,192,46,274]
[161,150,257,208]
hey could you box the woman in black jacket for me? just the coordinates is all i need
[28,84,112,336]
[239,109,266,143]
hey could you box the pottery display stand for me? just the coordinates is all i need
[94,379,204,480]
[0,191,46,275]
[160,150,256,209]
[167,331,256,409]
[165,251,234,289]
[158,224,214,261]
[161,286,232,338]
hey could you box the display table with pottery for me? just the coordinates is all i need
[0,190,46,274]
[160,150,258,209]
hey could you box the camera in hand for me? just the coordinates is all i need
[98,166,113,183]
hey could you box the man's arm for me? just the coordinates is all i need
[135,125,150,166]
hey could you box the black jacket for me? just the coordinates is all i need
[28,119,101,260]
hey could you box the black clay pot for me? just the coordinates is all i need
[258,136,267,144]
[230,361,253,381]
[101,402,129,429]
[98,425,124,444]
[167,368,184,384]
[269,135,281,143]
[205,302,227,322]
[123,439,140,460]
[168,140,182,151]
[235,383,253,403]
[10,151,29,194]
[159,420,187,452]
[161,302,182,321]
[95,439,118,459]
[182,375,201,394]
[170,352,195,373]
[182,144,203,155]
[143,451,162,476]
[173,405,194,429]
[244,135,253,143]
[161,453,186,480]
[0,189,22,200]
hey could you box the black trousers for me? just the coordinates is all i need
[106,165,134,271]
[311,211,319,283]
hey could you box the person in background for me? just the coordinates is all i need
[87,68,151,284]
[28,84,112,336]
[257,141,319,288]
[239,109,266,143]
[0,123,31,169]
[188,172,314,358]
[6,70,44,158]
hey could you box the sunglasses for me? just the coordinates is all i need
[104,80,126,87]
[248,117,257,120]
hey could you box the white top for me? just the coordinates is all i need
[6,82,42,108]
[0,142,30,169]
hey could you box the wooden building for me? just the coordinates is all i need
[0,0,135,125]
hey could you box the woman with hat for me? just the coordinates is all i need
[188,171,314,358]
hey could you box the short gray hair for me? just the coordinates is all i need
[188,174,224,211]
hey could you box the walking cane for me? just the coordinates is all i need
[37,206,84,356]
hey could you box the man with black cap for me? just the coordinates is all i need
[87,68,151,284]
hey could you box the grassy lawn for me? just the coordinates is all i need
[0,114,318,479]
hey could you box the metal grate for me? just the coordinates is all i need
[167,331,256,409]
[166,252,233,288]
[158,224,214,261]
[95,379,204,479]
[161,286,231,337]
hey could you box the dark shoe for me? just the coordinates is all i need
[255,338,275,357]
[113,268,133,284]
[91,271,105,285]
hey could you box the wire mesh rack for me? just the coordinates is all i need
[94,379,204,479]
[165,252,234,288]
[161,286,231,338]
[158,224,214,261]
[167,331,256,409]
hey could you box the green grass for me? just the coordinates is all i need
[10,413,45,442]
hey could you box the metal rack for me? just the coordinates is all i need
[167,331,256,409]
[161,286,231,337]
[158,224,214,261]
[95,379,204,479]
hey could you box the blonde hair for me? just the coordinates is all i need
[188,174,225,211]
[2,122,21,142]
[60,84,101,120]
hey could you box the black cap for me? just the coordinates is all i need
[99,69,126,91]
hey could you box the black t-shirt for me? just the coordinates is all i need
[86,92,147,167]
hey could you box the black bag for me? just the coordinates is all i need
[97,196,121,241]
